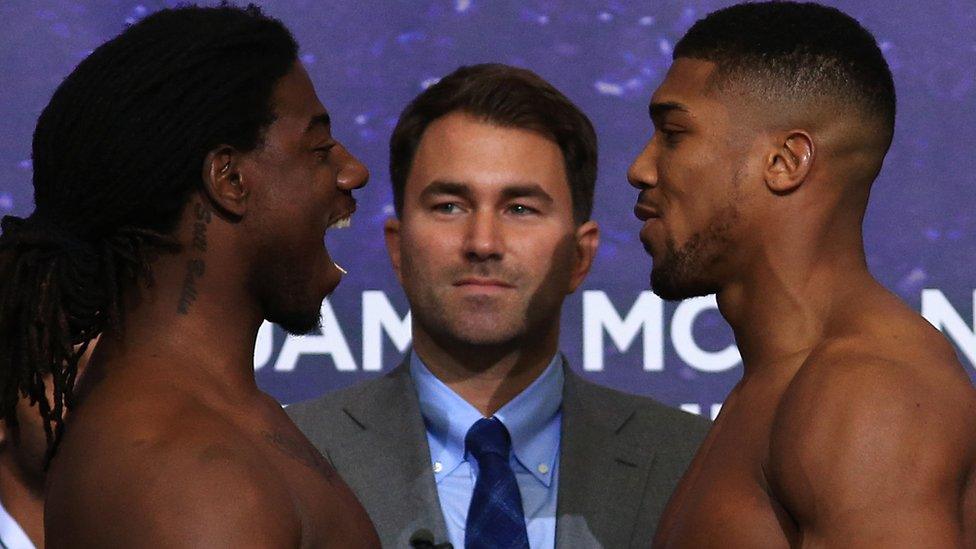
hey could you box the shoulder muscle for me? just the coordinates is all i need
[47,420,301,547]
[769,349,976,546]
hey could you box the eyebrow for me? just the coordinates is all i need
[499,183,554,204]
[648,101,690,122]
[420,181,471,201]
[304,112,332,134]
[419,180,554,205]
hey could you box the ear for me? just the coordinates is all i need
[764,131,814,195]
[383,217,404,285]
[568,220,600,293]
[201,146,248,218]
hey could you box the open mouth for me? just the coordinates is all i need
[326,200,357,230]
[328,215,351,229]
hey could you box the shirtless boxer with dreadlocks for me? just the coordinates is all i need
[0,5,379,547]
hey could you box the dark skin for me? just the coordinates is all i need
[0,333,95,547]
[629,58,976,548]
[44,62,380,548]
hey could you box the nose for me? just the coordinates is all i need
[335,144,369,191]
[463,209,503,262]
[627,139,658,191]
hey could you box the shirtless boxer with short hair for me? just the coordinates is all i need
[628,2,976,546]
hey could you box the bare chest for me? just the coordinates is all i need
[654,395,796,549]
[254,418,381,548]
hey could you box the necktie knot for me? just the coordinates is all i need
[465,417,512,461]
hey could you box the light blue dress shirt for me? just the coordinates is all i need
[0,500,35,549]
[410,353,563,549]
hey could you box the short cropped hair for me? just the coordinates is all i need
[674,1,896,142]
[389,64,598,224]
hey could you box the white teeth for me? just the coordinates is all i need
[329,216,351,229]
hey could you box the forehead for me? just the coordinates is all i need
[407,112,569,197]
[268,62,328,131]
[651,58,727,118]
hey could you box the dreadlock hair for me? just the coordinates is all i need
[673,1,896,148]
[0,4,298,462]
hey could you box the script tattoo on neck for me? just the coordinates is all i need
[177,201,212,314]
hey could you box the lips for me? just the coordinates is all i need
[329,217,351,229]
[453,276,515,289]
[326,199,357,230]
[635,202,662,255]
[634,202,661,221]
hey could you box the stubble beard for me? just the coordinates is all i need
[402,237,577,353]
[404,264,530,349]
[651,202,739,301]
[253,245,324,336]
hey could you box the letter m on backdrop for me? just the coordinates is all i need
[583,291,663,372]
[922,289,976,370]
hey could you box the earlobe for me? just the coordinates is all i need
[202,146,247,218]
[765,131,814,195]
[383,217,403,284]
[568,221,600,293]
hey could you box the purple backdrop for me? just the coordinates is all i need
[1,1,974,416]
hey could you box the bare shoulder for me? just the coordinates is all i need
[45,387,300,548]
[768,312,976,545]
[774,308,976,451]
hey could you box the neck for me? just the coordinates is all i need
[87,244,265,402]
[412,324,560,416]
[716,224,878,374]
[0,454,44,547]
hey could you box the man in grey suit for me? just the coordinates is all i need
[288,64,709,548]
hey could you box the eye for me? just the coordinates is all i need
[433,202,461,214]
[313,143,337,161]
[508,203,537,215]
[658,128,684,147]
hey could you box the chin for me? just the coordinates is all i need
[253,244,334,335]
[263,291,325,336]
[321,275,341,299]
[270,307,323,336]
[452,330,521,347]
[433,313,526,348]
[650,266,717,302]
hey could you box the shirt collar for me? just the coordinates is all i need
[0,498,36,549]
[411,352,564,487]
[411,353,484,484]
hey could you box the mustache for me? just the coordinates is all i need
[450,264,522,285]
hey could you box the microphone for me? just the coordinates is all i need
[409,529,454,549]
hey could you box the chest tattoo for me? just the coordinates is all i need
[263,430,338,482]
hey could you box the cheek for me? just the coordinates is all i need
[264,156,327,206]
[399,224,454,273]
[513,229,576,280]
[659,153,728,236]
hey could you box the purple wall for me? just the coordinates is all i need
[1,1,973,415]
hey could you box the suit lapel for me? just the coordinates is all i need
[340,361,450,547]
[556,363,658,548]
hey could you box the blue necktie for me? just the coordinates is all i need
[464,417,530,549]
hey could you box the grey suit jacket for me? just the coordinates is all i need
[287,360,709,548]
